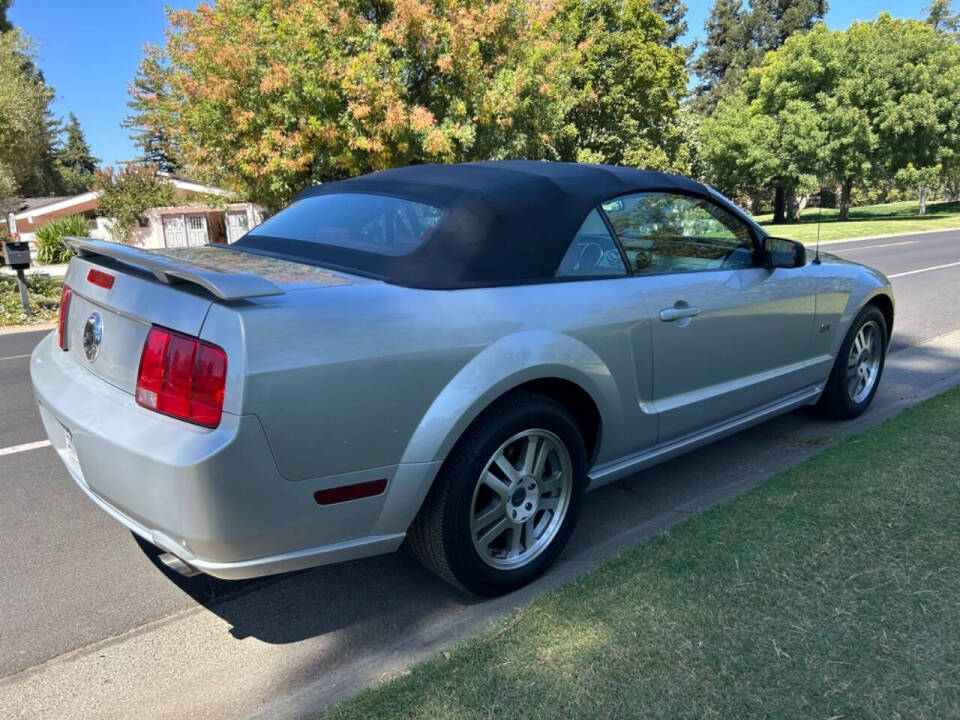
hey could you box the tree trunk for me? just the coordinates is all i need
[772,186,786,224]
[838,179,853,221]
[785,188,808,222]
[918,185,928,216]
[750,194,762,215]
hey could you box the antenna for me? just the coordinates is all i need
[813,184,823,265]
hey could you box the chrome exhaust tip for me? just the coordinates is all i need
[159,552,201,577]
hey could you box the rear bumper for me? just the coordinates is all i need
[30,333,439,579]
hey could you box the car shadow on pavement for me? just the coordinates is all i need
[133,532,479,644]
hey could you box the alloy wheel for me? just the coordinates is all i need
[469,429,573,570]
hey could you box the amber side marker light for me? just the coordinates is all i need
[314,479,388,505]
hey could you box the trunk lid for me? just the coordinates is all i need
[60,240,375,396]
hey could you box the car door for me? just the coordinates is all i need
[600,191,818,444]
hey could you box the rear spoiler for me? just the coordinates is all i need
[64,237,284,300]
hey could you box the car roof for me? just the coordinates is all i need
[237,161,718,289]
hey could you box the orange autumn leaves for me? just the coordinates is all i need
[140,0,687,208]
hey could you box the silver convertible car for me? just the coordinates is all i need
[32,161,893,595]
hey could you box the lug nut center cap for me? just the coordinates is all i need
[508,477,539,523]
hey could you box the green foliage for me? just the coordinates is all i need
[33,213,87,264]
[924,0,959,32]
[560,0,690,172]
[649,0,689,48]
[94,166,174,243]
[129,0,688,209]
[122,46,182,174]
[55,112,99,194]
[0,273,61,325]
[0,29,62,201]
[700,15,960,221]
[692,0,828,112]
[895,163,942,215]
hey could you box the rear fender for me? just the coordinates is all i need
[399,330,623,468]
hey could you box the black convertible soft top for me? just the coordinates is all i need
[234,160,744,289]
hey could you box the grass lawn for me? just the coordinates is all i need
[326,386,960,719]
[0,273,62,326]
[757,199,960,244]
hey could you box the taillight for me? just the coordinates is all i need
[135,326,227,428]
[58,284,72,350]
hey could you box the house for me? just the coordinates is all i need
[3,177,264,252]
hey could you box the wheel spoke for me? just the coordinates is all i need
[481,470,510,499]
[540,472,560,494]
[533,439,551,479]
[472,502,505,532]
[521,435,540,476]
[507,526,523,557]
[523,518,536,546]
[477,517,510,550]
[494,454,520,487]
[539,496,559,512]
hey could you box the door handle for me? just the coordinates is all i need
[659,305,701,322]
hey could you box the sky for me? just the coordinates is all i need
[9,0,935,169]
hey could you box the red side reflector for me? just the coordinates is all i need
[58,284,72,350]
[135,326,227,428]
[314,479,388,506]
[86,268,115,289]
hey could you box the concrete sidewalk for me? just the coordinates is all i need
[3,329,959,720]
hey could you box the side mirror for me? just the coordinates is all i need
[761,236,805,269]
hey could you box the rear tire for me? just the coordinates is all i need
[817,304,888,420]
[408,391,587,596]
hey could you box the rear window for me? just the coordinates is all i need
[246,193,443,257]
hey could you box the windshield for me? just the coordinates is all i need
[246,193,444,257]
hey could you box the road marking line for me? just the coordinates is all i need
[840,241,919,251]
[889,261,960,279]
[0,440,51,457]
[0,353,31,361]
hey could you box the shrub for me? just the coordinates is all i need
[34,214,88,264]
[0,273,62,325]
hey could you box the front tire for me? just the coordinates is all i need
[818,304,888,419]
[409,391,587,596]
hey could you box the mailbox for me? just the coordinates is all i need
[2,240,31,270]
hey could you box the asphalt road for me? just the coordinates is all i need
[0,229,958,716]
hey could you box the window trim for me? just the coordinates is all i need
[596,188,763,277]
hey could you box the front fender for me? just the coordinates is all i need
[399,330,624,467]
[831,277,894,358]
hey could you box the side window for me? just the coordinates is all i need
[600,192,756,275]
[555,209,627,278]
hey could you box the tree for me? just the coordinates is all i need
[94,166,174,243]
[895,164,941,215]
[924,0,959,32]
[55,112,99,193]
[700,15,960,221]
[650,0,689,48]
[0,29,63,199]
[122,46,182,173]
[131,0,689,209]
[0,0,12,33]
[560,0,690,171]
[692,0,828,113]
